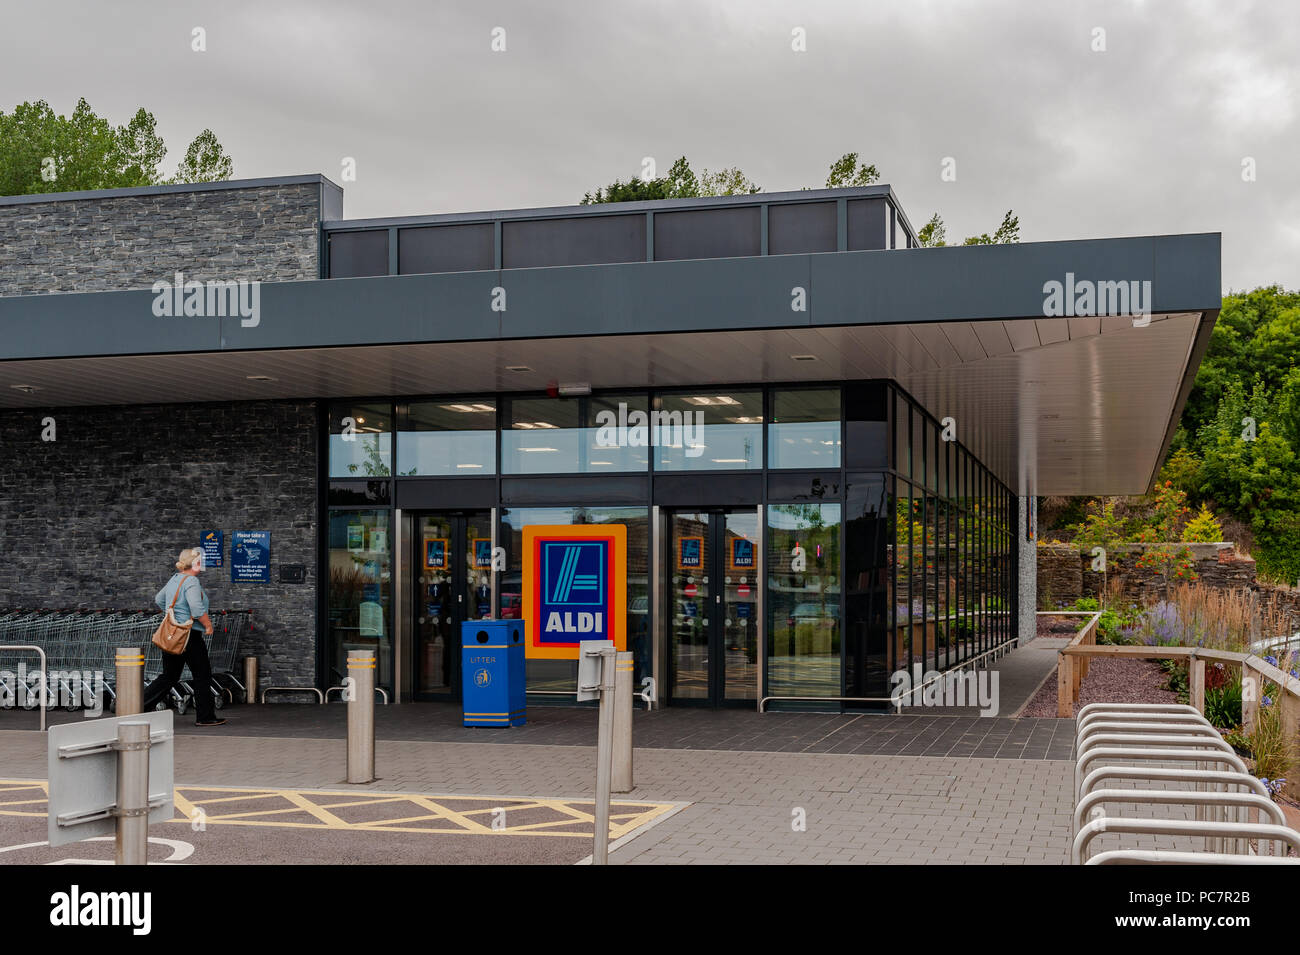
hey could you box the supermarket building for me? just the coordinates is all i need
[0,175,1220,708]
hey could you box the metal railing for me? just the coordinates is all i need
[0,645,48,731]
[1071,703,1300,864]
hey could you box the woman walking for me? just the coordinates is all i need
[142,547,226,726]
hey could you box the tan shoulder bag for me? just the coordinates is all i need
[152,576,192,656]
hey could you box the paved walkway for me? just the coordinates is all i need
[0,730,1076,864]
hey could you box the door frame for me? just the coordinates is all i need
[666,506,760,707]
[407,508,493,702]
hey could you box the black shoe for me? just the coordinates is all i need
[195,717,227,727]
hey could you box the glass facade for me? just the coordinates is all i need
[321,382,1017,709]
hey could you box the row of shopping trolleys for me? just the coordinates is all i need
[0,608,252,716]
[1072,702,1299,864]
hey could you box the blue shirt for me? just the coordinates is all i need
[155,573,209,629]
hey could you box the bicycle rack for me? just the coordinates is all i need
[1070,703,1300,864]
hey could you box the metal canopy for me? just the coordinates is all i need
[0,234,1220,496]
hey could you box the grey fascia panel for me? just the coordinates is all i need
[217,270,505,350]
[0,286,223,357]
[499,255,811,337]
[0,234,1220,359]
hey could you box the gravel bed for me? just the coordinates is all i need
[1021,655,1179,718]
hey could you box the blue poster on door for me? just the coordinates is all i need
[231,531,271,583]
[200,530,223,568]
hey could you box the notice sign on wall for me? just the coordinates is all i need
[200,530,223,569]
[231,531,271,583]
[522,524,626,660]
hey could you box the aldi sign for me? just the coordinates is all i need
[522,524,626,660]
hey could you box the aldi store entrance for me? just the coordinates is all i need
[667,508,761,705]
[410,511,494,701]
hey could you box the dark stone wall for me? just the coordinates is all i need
[0,182,322,295]
[0,401,318,688]
[1037,543,1256,607]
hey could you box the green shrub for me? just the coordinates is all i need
[1204,679,1243,729]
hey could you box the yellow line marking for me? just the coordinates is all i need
[280,791,352,828]
[0,780,677,839]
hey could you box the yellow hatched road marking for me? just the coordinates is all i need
[0,780,679,839]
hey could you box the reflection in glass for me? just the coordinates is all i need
[329,402,392,478]
[499,506,650,693]
[327,509,392,692]
[654,392,762,471]
[766,503,841,698]
[399,401,496,475]
[769,388,841,469]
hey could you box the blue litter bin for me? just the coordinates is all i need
[461,620,526,727]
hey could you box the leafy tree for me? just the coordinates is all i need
[916,213,947,247]
[824,152,879,188]
[915,210,1018,247]
[1183,504,1223,542]
[169,129,233,184]
[962,210,1020,245]
[0,97,232,196]
[582,156,758,204]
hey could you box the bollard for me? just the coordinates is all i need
[115,647,144,716]
[612,651,634,793]
[243,656,259,705]
[346,650,376,784]
[593,646,617,865]
[114,721,151,865]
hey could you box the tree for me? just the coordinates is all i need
[0,97,232,196]
[169,129,233,184]
[582,156,758,204]
[824,152,879,188]
[914,210,1019,247]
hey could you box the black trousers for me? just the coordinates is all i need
[142,631,215,722]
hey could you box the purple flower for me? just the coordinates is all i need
[1262,695,1273,707]
[1264,654,1278,667]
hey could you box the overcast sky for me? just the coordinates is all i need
[3,0,1295,291]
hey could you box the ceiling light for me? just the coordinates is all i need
[506,365,532,373]
[455,463,484,469]
[246,375,276,382]
[711,458,748,464]
[558,382,591,396]
[520,447,559,453]
[791,354,818,362]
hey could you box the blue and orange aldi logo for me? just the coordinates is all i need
[522,525,626,660]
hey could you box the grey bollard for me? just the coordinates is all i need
[346,650,376,784]
[613,651,634,793]
[115,647,144,716]
[593,646,617,865]
[114,721,151,865]
[243,656,259,705]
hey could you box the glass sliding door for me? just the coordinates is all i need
[412,511,493,700]
[667,509,760,704]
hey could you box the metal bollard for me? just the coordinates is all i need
[115,647,144,716]
[243,656,259,705]
[593,646,617,865]
[346,650,375,784]
[613,651,634,793]
[114,721,151,865]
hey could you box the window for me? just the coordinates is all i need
[326,509,392,691]
[501,398,581,474]
[653,391,763,471]
[398,400,496,475]
[769,388,841,469]
[329,402,392,478]
[767,503,841,698]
